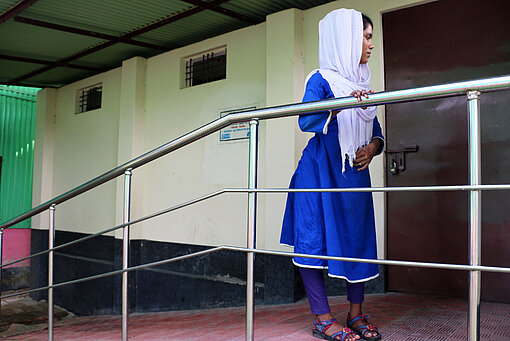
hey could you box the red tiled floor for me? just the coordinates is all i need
[3,292,510,340]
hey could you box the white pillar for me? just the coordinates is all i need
[115,56,146,240]
[32,88,57,230]
[262,9,305,251]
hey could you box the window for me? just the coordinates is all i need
[184,47,226,87]
[76,83,102,113]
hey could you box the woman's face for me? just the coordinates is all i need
[360,24,374,64]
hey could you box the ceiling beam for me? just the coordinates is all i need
[0,53,106,72]
[14,16,169,51]
[0,0,39,24]
[1,80,57,88]
[10,0,233,84]
[180,0,260,24]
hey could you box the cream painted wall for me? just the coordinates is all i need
[32,88,57,230]
[140,24,266,246]
[262,8,304,251]
[115,57,147,241]
[31,0,435,256]
[50,69,122,235]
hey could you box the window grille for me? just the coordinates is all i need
[185,48,226,87]
[77,84,102,113]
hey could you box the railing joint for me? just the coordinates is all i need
[467,90,481,100]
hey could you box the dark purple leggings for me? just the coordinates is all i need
[299,267,364,315]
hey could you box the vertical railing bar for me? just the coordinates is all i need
[122,169,132,341]
[48,204,56,341]
[467,90,481,341]
[0,229,3,314]
[246,119,258,341]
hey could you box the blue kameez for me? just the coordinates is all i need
[280,72,384,282]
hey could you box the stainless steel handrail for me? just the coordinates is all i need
[1,74,510,231]
[3,183,510,270]
[0,74,509,341]
[2,245,510,302]
[0,247,226,300]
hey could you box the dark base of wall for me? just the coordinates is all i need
[1,266,30,290]
[30,229,385,316]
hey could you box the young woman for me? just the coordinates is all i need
[281,8,383,341]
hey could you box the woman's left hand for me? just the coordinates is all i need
[354,139,381,171]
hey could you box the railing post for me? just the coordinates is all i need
[246,119,259,341]
[122,169,132,341]
[48,204,56,341]
[0,229,3,314]
[467,90,481,341]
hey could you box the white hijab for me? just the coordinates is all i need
[305,8,377,173]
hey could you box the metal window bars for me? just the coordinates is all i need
[1,74,510,341]
[78,84,102,113]
[185,49,227,87]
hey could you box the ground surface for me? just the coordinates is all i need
[1,292,509,340]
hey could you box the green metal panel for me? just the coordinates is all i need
[0,85,39,229]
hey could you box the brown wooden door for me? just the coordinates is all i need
[383,0,510,302]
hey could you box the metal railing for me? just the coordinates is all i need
[1,74,510,341]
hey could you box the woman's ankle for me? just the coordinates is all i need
[316,312,334,321]
[349,303,362,318]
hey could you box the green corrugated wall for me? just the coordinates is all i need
[0,85,39,229]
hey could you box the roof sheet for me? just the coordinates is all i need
[0,0,334,87]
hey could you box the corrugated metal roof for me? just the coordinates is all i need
[139,10,248,47]
[0,0,335,88]
[26,0,193,36]
[1,20,104,60]
[223,0,333,19]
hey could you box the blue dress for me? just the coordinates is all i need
[280,72,384,282]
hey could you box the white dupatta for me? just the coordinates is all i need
[306,8,377,173]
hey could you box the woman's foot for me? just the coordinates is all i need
[314,313,360,340]
[346,313,381,341]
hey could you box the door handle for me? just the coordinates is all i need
[386,145,418,175]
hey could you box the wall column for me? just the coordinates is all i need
[30,88,57,299]
[263,8,305,251]
[111,56,147,313]
[115,56,147,240]
[32,88,57,230]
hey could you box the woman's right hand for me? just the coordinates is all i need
[351,89,374,109]
[350,89,374,102]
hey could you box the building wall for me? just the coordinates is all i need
[29,1,434,313]
[32,0,434,255]
[34,69,122,235]
[137,22,267,245]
